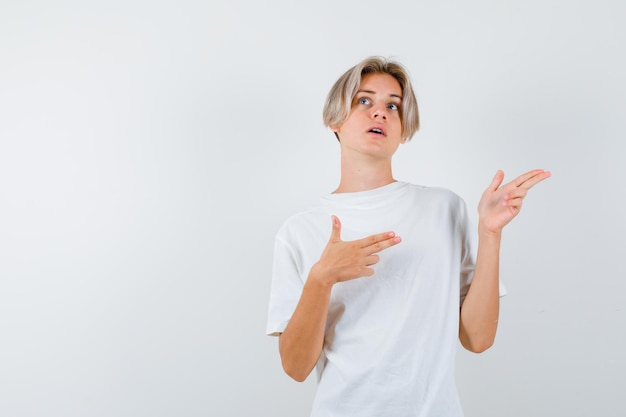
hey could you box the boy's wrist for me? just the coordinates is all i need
[308,263,337,289]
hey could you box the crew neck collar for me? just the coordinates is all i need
[322,181,407,204]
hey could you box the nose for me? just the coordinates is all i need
[372,105,387,120]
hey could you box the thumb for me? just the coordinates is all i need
[489,170,505,191]
[329,215,342,242]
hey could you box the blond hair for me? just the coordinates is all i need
[323,56,420,141]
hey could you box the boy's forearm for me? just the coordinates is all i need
[459,228,501,353]
[279,269,333,382]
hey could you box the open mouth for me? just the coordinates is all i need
[369,128,385,135]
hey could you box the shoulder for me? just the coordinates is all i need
[399,183,471,230]
[275,204,328,242]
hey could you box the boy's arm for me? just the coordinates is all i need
[278,269,333,382]
[459,228,501,353]
[459,169,551,353]
[279,215,401,381]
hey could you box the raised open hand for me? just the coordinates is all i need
[478,169,551,234]
[310,215,402,286]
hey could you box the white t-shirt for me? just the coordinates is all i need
[266,181,506,417]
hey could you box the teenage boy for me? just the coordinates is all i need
[266,56,550,417]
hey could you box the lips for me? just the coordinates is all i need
[367,125,387,136]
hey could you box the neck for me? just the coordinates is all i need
[333,153,396,193]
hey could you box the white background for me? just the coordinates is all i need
[1,0,624,416]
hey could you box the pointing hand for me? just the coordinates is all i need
[310,215,402,285]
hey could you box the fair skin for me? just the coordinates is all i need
[278,72,551,382]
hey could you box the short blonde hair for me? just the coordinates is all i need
[323,56,420,141]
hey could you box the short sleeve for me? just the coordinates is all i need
[458,198,507,306]
[458,199,475,306]
[266,236,305,336]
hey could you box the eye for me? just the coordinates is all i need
[357,97,371,105]
[387,103,400,111]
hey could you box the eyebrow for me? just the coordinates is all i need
[356,89,403,100]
